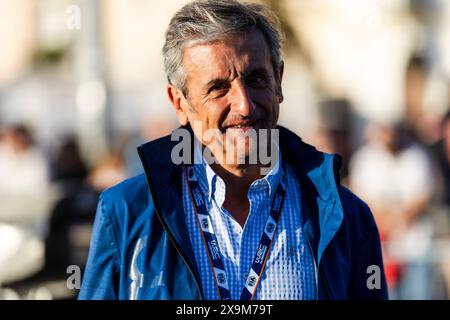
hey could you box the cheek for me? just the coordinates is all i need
[252,91,279,115]
[204,102,230,128]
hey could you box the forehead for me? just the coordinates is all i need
[182,29,273,85]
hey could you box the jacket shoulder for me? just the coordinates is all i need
[79,174,157,300]
[98,173,155,236]
[101,173,152,209]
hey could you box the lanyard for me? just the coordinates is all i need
[185,166,286,300]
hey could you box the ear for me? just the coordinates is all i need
[167,84,189,126]
[277,61,284,103]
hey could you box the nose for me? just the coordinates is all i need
[230,80,256,117]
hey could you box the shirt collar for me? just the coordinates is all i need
[193,140,283,208]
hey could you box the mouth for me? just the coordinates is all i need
[222,119,260,133]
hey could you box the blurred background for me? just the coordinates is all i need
[1,0,450,300]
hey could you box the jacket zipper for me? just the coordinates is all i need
[304,230,333,299]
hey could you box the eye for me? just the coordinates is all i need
[207,82,230,98]
[210,84,227,92]
[247,73,268,88]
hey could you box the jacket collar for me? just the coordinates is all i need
[277,126,344,265]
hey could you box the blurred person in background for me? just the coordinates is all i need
[429,109,450,298]
[0,125,5,143]
[404,55,428,143]
[0,124,52,286]
[402,53,445,148]
[348,51,447,299]
[42,137,96,281]
[0,125,49,194]
[51,137,89,182]
[87,151,128,192]
[430,110,450,208]
[349,122,435,299]
[313,98,355,185]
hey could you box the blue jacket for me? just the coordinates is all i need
[78,126,388,300]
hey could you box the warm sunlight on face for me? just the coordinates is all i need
[177,29,283,165]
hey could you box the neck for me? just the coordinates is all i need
[210,163,262,227]
[210,163,262,197]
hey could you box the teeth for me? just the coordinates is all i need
[226,124,247,129]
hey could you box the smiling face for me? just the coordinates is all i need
[168,28,284,167]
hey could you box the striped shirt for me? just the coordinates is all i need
[182,147,317,300]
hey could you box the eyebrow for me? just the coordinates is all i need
[204,67,270,91]
[248,67,269,75]
[205,78,230,91]
[246,67,270,79]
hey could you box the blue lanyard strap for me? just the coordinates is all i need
[185,166,286,300]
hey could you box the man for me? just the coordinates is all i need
[79,0,387,300]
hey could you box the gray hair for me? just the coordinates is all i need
[162,0,285,95]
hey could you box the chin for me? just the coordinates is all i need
[224,139,260,166]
